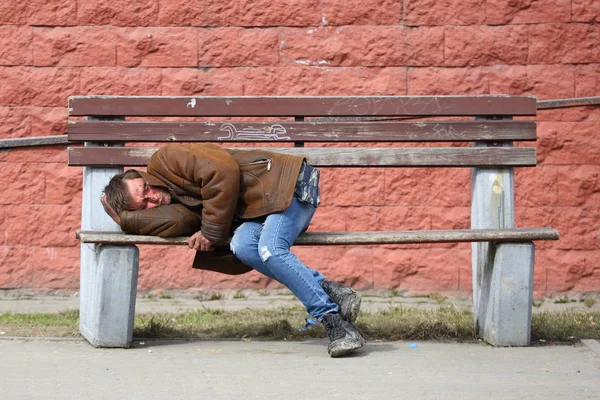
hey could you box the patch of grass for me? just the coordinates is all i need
[360,305,475,341]
[159,293,172,299]
[0,309,79,325]
[0,309,79,337]
[132,306,477,341]
[132,307,600,342]
[2,308,599,343]
[233,292,246,299]
[131,305,479,341]
[134,306,315,340]
[135,314,180,338]
[531,310,600,342]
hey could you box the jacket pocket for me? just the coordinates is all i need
[238,159,271,211]
[239,158,271,171]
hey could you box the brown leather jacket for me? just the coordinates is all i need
[119,143,305,275]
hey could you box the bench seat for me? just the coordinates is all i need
[77,227,559,246]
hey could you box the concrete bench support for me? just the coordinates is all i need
[80,244,139,347]
[471,135,534,346]
[79,141,139,348]
[480,242,534,346]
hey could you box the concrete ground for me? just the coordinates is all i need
[1,291,599,399]
[1,337,599,399]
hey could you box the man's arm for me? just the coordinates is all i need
[147,144,241,245]
[119,204,202,238]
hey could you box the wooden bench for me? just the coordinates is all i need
[67,95,559,348]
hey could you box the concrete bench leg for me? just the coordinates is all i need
[471,133,534,346]
[79,148,137,348]
[474,242,534,346]
[80,244,139,347]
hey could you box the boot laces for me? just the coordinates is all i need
[323,314,347,341]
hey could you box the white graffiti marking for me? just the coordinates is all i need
[218,123,291,141]
[328,97,452,116]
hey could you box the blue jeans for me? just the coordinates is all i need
[230,197,339,320]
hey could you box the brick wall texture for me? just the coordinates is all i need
[1,0,599,297]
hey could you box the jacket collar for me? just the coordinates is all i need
[138,171,169,189]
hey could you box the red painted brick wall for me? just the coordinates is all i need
[1,0,599,296]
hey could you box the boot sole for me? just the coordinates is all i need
[328,339,364,358]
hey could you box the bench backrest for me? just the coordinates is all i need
[67,95,537,168]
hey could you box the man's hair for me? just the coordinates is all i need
[103,169,143,214]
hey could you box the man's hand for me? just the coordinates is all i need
[100,195,121,225]
[189,231,214,251]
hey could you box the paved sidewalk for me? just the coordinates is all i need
[1,290,598,314]
[0,291,472,314]
[1,337,599,399]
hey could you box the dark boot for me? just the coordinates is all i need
[320,280,362,323]
[322,313,365,357]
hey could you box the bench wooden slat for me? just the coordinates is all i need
[76,227,559,245]
[68,120,537,143]
[68,146,537,167]
[68,95,537,117]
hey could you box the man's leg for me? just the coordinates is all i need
[257,198,338,319]
[231,201,337,318]
[256,198,365,356]
[230,220,322,283]
[230,221,277,281]
[231,204,362,322]
[230,198,365,357]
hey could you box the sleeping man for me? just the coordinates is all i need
[100,143,365,357]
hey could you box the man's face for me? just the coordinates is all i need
[125,178,171,211]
